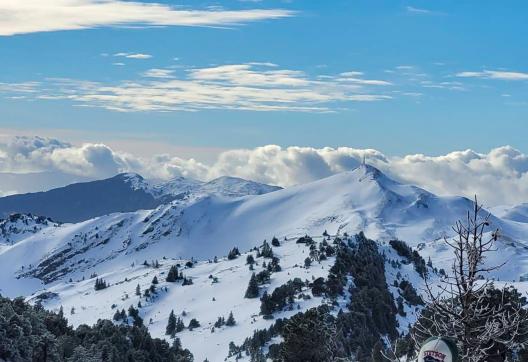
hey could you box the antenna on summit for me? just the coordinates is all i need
[362,154,366,166]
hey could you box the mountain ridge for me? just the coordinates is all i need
[0,173,281,223]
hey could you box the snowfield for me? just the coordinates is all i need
[1,164,528,361]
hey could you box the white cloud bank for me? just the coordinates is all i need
[1,136,528,206]
[0,0,295,36]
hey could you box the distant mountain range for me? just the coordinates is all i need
[0,173,281,223]
[1,165,527,360]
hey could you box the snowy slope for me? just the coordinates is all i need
[2,164,528,297]
[0,164,527,360]
[29,237,336,361]
[492,203,528,224]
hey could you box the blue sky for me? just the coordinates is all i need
[1,0,527,159]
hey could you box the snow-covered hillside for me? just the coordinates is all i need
[492,203,528,224]
[31,237,339,361]
[1,164,528,360]
[1,164,528,295]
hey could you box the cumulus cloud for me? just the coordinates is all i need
[456,70,528,81]
[0,1,295,36]
[1,136,527,206]
[0,63,392,112]
[0,136,124,179]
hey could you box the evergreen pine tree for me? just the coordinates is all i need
[135,284,141,296]
[226,311,236,326]
[176,317,185,332]
[188,318,200,330]
[261,240,273,258]
[228,247,240,260]
[166,265,179,282]
[166,310,177,336]
[152,276,159,284]
[245,273,259,298]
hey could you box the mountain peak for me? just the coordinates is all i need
[355,163,383,178]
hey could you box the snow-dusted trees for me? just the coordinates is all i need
[414,197,528,361]
[0,295,193,361]
[281,306,345,361]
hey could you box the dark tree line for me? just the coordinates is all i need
[0,295,193,362]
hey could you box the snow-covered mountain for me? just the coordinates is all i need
[492,203,528,224]
[2,164,528,292]
[1,164,528,360]
[0,173,281,223]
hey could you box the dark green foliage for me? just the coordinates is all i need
[151,275,158,285]
[225,311,236,326]
[182,277,193,286]
[135,284,141,296]
[214,317,225,328]
[188,318,200,331]
[166,310,177,336]
[246,254,255,265]
[255,270,270,285]
[280,306,345,362]
[0,295,193,362]
[389,239,427,277]
[113,309,127,322]
[227,247,240,260]
[271,237,281,247]
[304,257,311,268]
[310,277,326,297]
[267,256,281,272]
[260,278,304,317]
[398,279,424,306]
[335,233,398,359]
[94,278,108,291]
[127,305,143,327]
[260,240,273,259]
[166,265,181,282]
[296,235,315,245]
[176,317,185,333]
[245,273,260,299]
[231,319,287,360]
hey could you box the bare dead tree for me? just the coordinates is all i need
[412,196,528,362]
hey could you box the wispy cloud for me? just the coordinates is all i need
[456,70,528,81]
[114,52,152,59]
[406,6,432,14]
[0,63,392,113]
[142,69,175,78]
[0,81,41,93]
[0,0,295,36]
